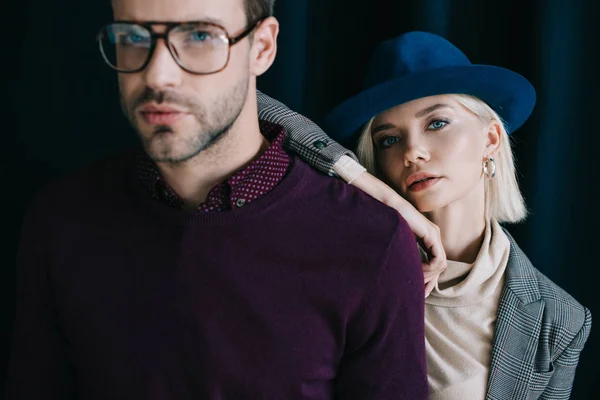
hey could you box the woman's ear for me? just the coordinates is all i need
[485,120,502,157]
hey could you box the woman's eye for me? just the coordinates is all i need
[428,119,448,130]
[380,136,400,149]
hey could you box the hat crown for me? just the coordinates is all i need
[364,31,472,88]
[323,30,536,140]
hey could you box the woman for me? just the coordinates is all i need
[258,31,591,400]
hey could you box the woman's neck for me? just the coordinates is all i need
[424,187,487,264]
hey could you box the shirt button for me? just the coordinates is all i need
[313,140,328,150]
[236,198,247,208]
[156,183,170,202]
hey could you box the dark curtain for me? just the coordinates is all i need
[3,0,598,397]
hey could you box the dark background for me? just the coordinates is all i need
[3,0,599,397]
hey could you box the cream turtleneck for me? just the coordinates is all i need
[425,219,510,400]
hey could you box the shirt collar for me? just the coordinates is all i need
[136,121,290,212]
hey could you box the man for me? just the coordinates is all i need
[6,0,428,398]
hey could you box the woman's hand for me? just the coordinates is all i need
[351,171,447,297]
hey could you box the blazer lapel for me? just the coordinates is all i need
[486,232,543,400]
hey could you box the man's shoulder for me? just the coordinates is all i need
[287,158,422,287]
[290,158,413,241]
[27,150,136,216]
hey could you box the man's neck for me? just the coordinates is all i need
[157,111,268,209]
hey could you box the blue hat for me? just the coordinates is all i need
[323,31,536,143]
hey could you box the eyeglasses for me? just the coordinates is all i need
[96,18,265,75]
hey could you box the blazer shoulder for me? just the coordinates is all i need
[503,229,591,353]
[529,265,591,353]
[504,229,589,326]
[532,266,589,322]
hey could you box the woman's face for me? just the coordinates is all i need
[371,94,497,213]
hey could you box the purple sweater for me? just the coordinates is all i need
[6,153,427,399]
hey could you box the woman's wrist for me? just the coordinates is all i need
[333,155,367,184]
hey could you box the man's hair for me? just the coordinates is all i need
[245,0,275,24]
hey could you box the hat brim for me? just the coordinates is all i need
[323,65,536,143]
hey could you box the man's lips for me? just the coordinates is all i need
[140,104,184,113]
[139,106,190,126]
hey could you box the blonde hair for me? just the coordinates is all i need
[356,94,527,224]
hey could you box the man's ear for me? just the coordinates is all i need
[249,17,279,77]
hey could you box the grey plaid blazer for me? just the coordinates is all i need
[257,90,356,176]
[486,231,591,400]
[256,91,592,400]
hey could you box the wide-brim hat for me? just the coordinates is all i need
[323,31,536,145]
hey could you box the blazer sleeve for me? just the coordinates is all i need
[539,306,592,400]
[256,90,358,176]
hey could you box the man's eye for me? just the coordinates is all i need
[119,33,150,45]
[190,31,210,42]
